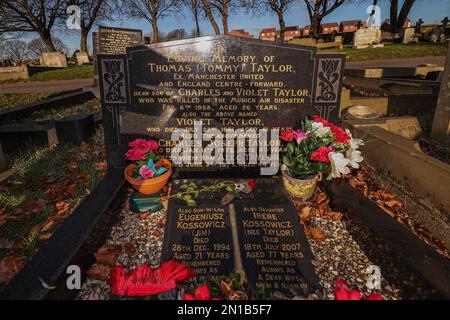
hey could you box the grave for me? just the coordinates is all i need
[92,26,144,91]
[0,65,29,81]
[403,28,418,44]
[75,51,90,65]
[39,52,67,68]
[353,28,384,49]
[97,35,345,294]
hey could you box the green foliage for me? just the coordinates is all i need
[171,181,237,206]
[132,151,162,176]
[326,43,447,61]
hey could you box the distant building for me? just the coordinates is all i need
[382,18,412,29]
[321,23,340,34]
[303,25,311,37]
[259,27,277,41]
[229,29,254,39]
[340,20,362,33]
[283,26,302,41]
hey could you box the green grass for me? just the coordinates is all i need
[324,43,448,61]
[0,64,94,85]
[28,64,94,82]
[0,92,54,111]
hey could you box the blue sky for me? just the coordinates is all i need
[30,0,450,54]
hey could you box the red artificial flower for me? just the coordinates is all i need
[334,279,384,301]
[247,179,256,189]
[125,139,159,161]
[183,284,220,300]
[312,115,334,127]
[310,146,334,163]
[108,260,195,296]
[280,129,295,142]
[365,293,385,300]
[330,126,351,144]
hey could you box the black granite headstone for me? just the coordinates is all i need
[97,36,345,170]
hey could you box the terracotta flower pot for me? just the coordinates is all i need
[124,159,172,195]
[281,165,319,202]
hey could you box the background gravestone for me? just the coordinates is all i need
[39,52,67,68]
[75,51,90,65]
[353,28,383,49]
[93,26,144,88]
[97,35,346,171]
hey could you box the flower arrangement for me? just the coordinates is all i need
[125,138,166,179]
[280,115,364,180]
[124,138,172,195]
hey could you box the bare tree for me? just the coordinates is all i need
[68,0,117,53]
[245,0,293,42]
[388,0,416,39]
[4,40,30,64]
[210,0,240,35]
[124,0,179,43]
[166,28,188,40]
[184,0,202,37]
[202,0,221,35]
[0,1,65,51]
[303,0,347,38]
[28,37,68,59]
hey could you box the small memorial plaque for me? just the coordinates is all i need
[234,202,319,293]
[161,203,234,285]
[98,26,143,55]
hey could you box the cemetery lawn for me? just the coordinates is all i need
[331,43,448,61]
[0,64,94,84]
[28,64,93,82]
[0,93,54,111]
[0,131,106,287]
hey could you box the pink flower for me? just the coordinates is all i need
[125,139,159,161]
[310,146,334,163]
[125,148,146,161]
[183,284,220,300]
[139,165,154,179]
[293,130,307,144]
[280,130,295,142]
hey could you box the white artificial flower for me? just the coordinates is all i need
[328,152,351,180]
[346,149,363,169]
[311,121,332,138]
[345,129,364,150]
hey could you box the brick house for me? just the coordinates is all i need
[321,23,340,34]
[229,29,254,39]
[382,18,412,30]
[283,26,302,41]
[340,20,362,33]
[259,27,277,41]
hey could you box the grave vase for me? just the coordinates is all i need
[125,159,172,195]
[281,165,319,202]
